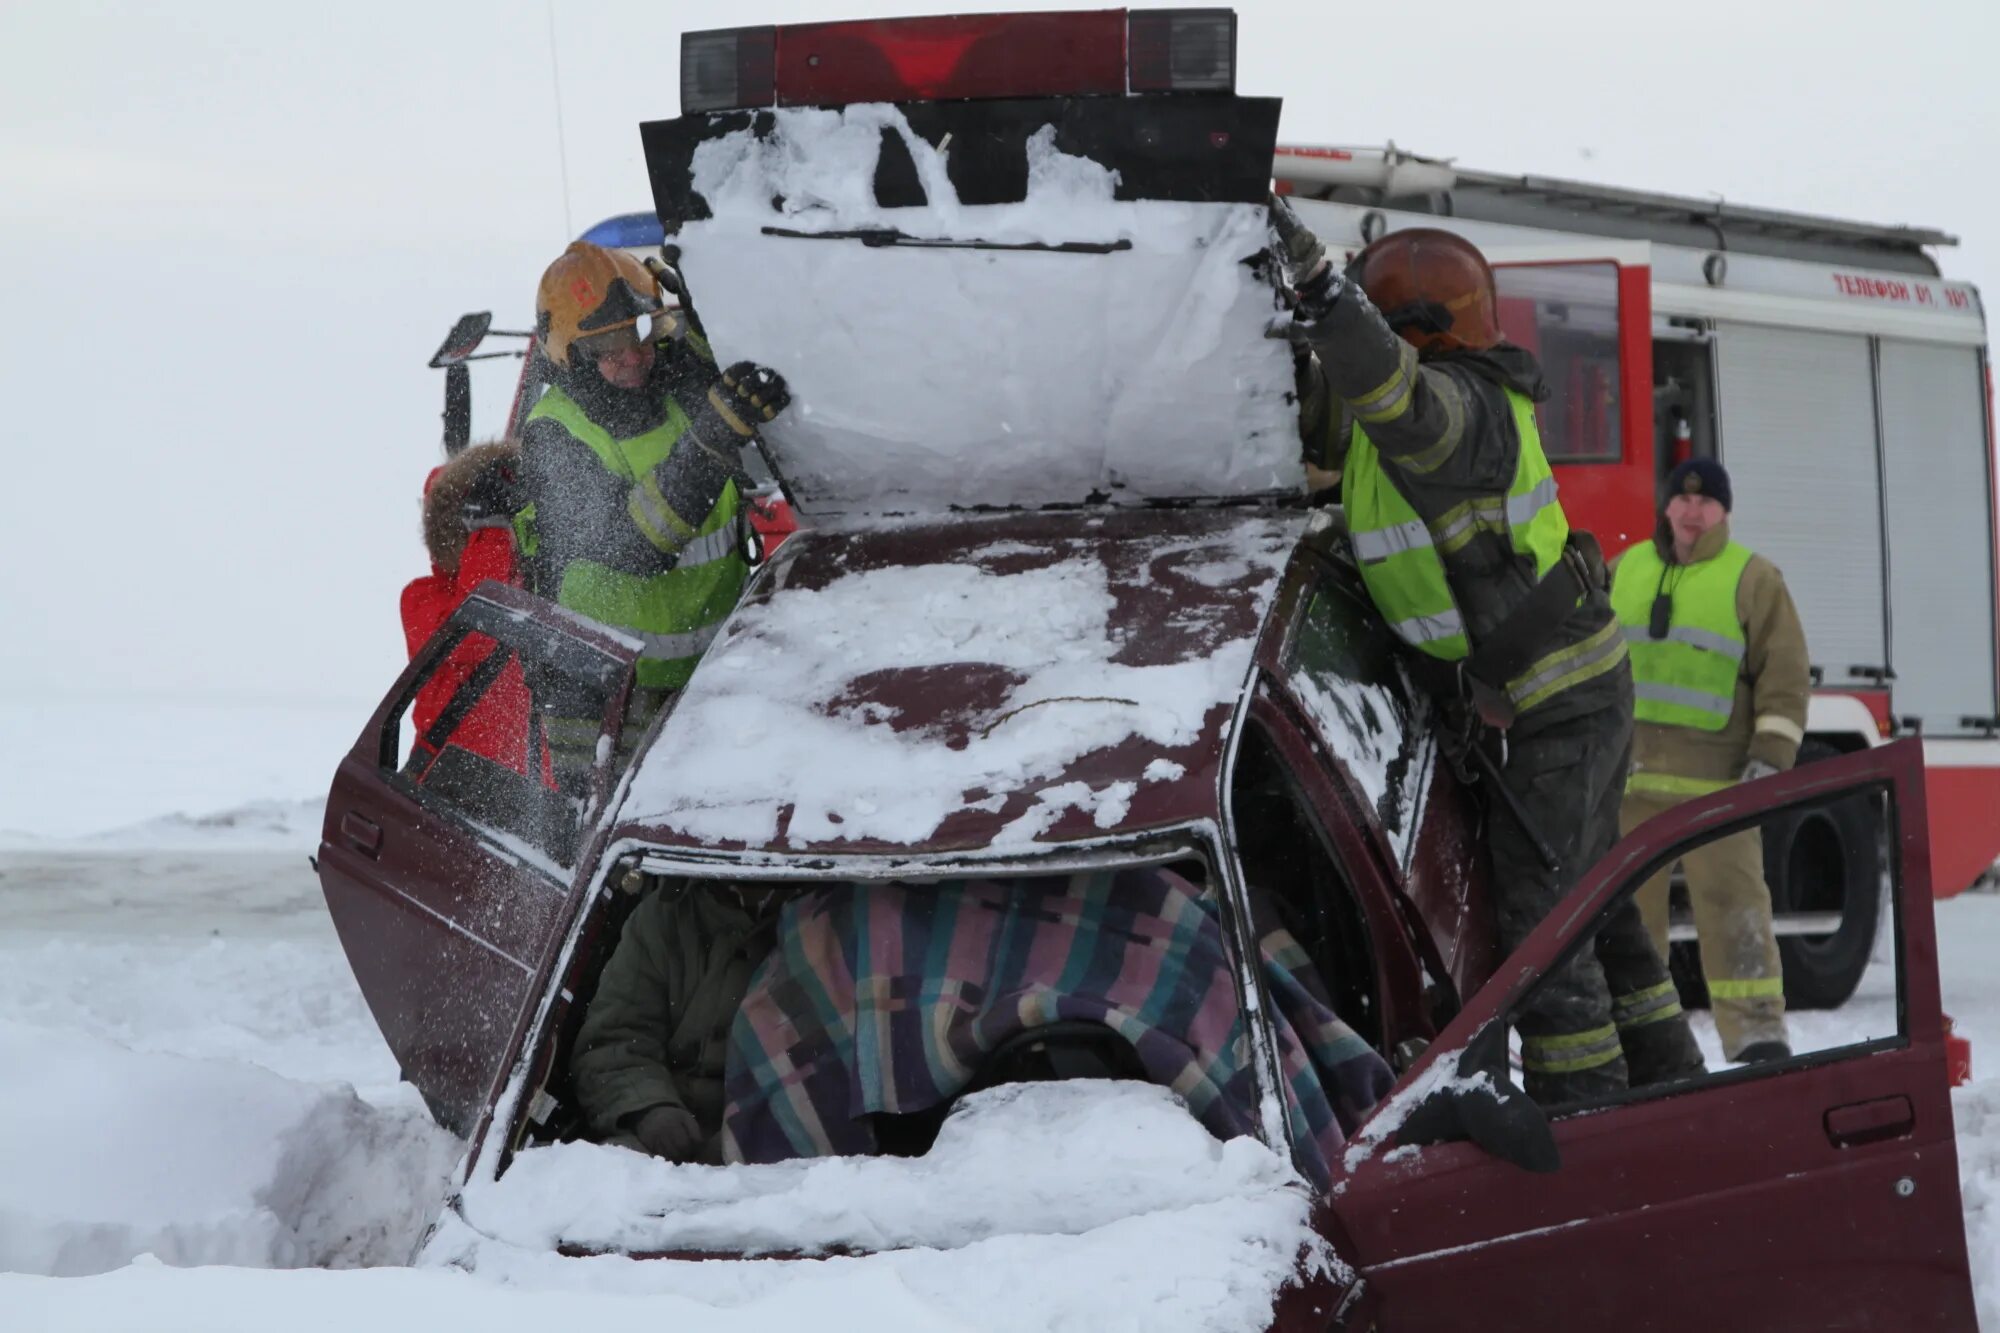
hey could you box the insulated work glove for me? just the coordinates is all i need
[1269,193,1326,282]
[639,361,791,561]
[1269,194,1347,321]
[698,362,791,441]
[1740,758,1780,783]
[630,1104,704,1162]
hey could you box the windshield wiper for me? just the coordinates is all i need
[760,226,1131,254]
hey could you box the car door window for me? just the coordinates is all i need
[1281,577,1427,871]
[1509,782,1897,1110]
[1324,746,1974,1331]
[387,593,629,870]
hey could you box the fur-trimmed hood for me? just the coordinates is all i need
[423,438,521,574]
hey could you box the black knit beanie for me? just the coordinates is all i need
[1662,457,1732,513]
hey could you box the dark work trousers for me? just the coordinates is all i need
[1486,670,1705,1105]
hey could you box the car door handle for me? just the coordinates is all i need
[1824,1095,1914,1148]
[341,812,383,857]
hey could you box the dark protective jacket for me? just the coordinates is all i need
[571,884,777,1152]
[1298,288,1626,733]
[515,341,747,692]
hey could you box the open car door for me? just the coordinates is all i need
[1321,739,1976,1331]
[318,583,638,1137]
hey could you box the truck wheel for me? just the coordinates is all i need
[1768,742,1882,1009]
[1663,741,1881,1013]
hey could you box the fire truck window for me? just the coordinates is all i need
[1492,262,1623,463]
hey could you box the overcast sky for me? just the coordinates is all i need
[2,0,1996,809]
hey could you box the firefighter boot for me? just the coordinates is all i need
[1619,1003,1707,1086]
[1598,897,1707,1087]
[1523,1050,1629,1108]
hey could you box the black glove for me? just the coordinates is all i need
[679,362,789,468]
[715,362,789,430]
[1293,263,1348,323]
[630,1104,703,1162]
[1269,193,1327,282]
[647,362,790,551]
[459,458,517,529]
[1268,194,1347,323]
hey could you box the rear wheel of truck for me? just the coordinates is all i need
[1666,740,1883,1012]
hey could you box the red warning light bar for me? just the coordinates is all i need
[679,9,1237,113]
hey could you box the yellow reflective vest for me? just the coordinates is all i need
[1611,538,1753,733]
[517,386,746,691]
[1343,387,1616,714]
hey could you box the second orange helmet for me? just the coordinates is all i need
[1348,228,1502,355]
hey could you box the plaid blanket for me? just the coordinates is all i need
[720,867,1393,1190]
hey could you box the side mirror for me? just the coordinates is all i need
[442,364,472,457]
[429,311,495,369]
[429,312,494,458]
[1396,1022,1560,1173]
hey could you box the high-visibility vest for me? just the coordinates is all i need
[518,386,747,692]
[1343,389,1614,714]
[1610,538,1753,732]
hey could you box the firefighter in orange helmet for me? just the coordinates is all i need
[1274,201,1704,1105]
[515,240,790,787]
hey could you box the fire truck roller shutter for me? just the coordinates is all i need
[1878,340,2000,735]
[1712,324,1887,685]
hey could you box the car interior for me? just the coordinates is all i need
[1229,726,1384,1054]
[509,850,1379,1168]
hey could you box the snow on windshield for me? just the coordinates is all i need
[619,513,1303,850]
[446,1080,1334,1318]
[673,104,1302,517]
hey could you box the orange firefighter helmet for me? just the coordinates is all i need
[534,241,668,367]
[1348,228,1503,355]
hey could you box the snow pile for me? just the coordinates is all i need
[622,515,1300,848]
[2,1086,1324,1333]
[424,1082,1327,1330]
[674,103,1300,516]
[0,1022,458,1277]
[2,1261,947,1333]
[458,1081,1312,1257]
[1955,1080,2000,1324]
[0,932,400,1094]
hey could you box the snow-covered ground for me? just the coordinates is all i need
[0,803,1332,1330]
[3,798,1997,1328]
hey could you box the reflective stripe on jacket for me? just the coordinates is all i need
[1343,388,1618,712]
[1613,523,1813,795]
[520,385,746,690]
[1612,538,1754,733]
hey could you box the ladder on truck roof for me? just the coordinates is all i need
[1273,145,1957,274]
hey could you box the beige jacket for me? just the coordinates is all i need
[1619,520,1813,786]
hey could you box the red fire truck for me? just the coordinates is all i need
[1280,148,1999,901]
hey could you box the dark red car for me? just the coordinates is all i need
[320,11,1977,1327]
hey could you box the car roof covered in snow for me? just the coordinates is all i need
[611,507,1306,867]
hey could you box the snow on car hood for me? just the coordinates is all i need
[616,508,1305,856]
[441,1081,1333,1321]
[671,103,1302,518]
